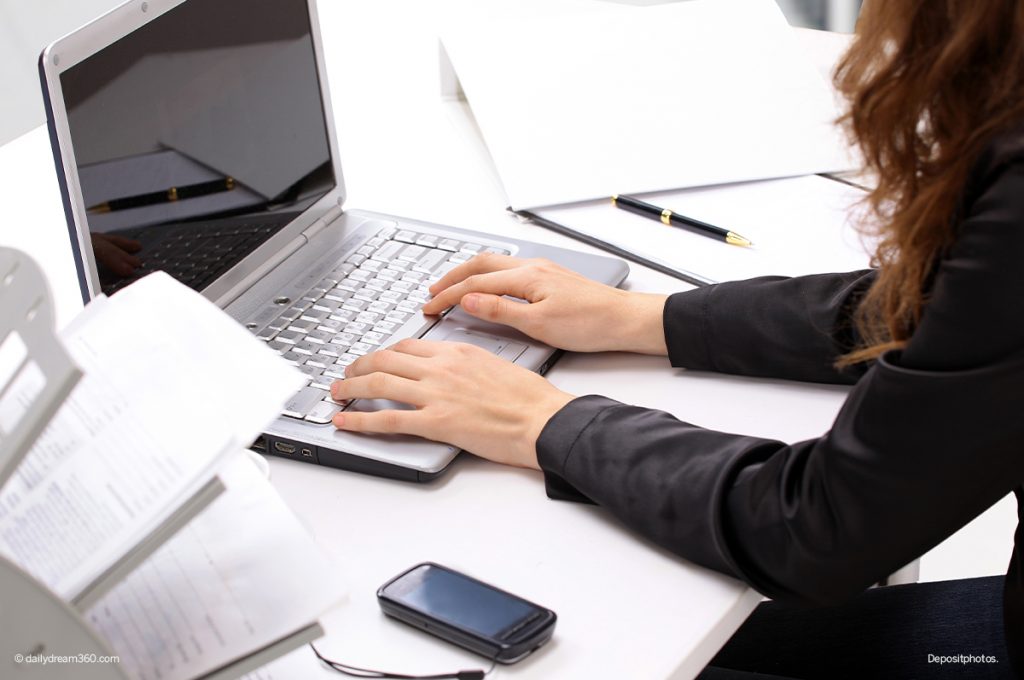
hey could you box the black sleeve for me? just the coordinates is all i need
[536,153,1024,607]
[662,270,874,385]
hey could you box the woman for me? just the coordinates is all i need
[329,1,1024,677]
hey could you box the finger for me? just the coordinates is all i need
[460,293,534,332]
[427,253,523,298]
[386,337,448,358]
[331,372,426,405]
[332,408,418,435]
[345,348,429,380]
[104,235,143,253]
[422,268,534,316]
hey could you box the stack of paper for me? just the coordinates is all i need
[0,272,345,680]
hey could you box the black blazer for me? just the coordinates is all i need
[536,131,1024,675]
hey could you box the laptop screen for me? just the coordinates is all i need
[59,0,336,296]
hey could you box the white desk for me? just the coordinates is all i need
[0,2,856,678]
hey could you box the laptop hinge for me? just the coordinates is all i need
[303,203,343,241]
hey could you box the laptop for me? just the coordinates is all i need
[39,0,628,482]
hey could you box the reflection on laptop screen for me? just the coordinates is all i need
[60,0,335,295]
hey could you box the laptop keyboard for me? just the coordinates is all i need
[253,225,510,424]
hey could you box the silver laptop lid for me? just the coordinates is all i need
[40,0,346,306]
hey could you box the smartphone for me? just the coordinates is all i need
[377,562,557,663]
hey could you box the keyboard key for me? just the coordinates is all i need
[365,278,390,292]
[268,339,290,353]
[300,309,329,323]
[402,270,427,283]
[353,288,381,302]
[317,319,345,333]
[305,356,331,369]
[396,299,421,313]
[298,365,324,378]
[309,377,334,391]
[338,278,363,292]
[372,240,405,261]
[437,238,461,251]
[324,366,347,379]
[394,230,418,243]
[318,343,348,358]
[398,244,427,262]
[367,301,393,314]
[276,330,304,345]
[306,330,334,345]
[336,353,359,366]
[378,268,401,281]
[416,234,440,247]
[390,280,415,293]
[361,259,384,272]
[282,350,306,365]
[385,310,411,323]
[256,326,278,341]
[362,331,387,345]
[282,387,325,419]
[332,332,358,345]
[349,268,373,281]
[293,341,318,356]
[267,315,291,331]
[344,322,370,334]
[459,242,484,254]
[312,299,342,313]
[449,252,472,264]
[342,298,369,312]
[324,289,352,302]
[287,319,317,334]
[356,311,382,324]
[329,309,357,322]
[349,342,373,356]
[413,249,448,274]
[373,320,401,334]
[379,290,404,303]
[485,246,511,255]
[305,400,341,424]
[346,253,367,267]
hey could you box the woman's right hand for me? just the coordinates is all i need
[421,253,668,355]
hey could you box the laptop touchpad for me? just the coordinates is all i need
[438,328,528,362]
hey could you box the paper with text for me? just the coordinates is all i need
[0,273,306,599]
[85,453,345,680]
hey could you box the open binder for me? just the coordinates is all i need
[0,248,344,680]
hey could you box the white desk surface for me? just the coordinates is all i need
[0,2,857,678]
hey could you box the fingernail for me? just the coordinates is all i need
[463,294,479,313]
[332,414,345,428]
[344,364,352,377]
[331,381,341,397]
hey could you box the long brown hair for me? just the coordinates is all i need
[834,0,1024,364]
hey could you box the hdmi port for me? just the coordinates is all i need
[274,441,297,455]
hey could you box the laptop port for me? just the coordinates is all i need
[300,447,315,459]
[274,441,297,455]
[251,436,268,452]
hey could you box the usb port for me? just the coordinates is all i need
[274,441,297,455]
[251,436,268,452]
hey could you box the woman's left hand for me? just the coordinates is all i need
[329,339,574,470]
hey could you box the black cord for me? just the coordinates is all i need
[310,644,497,680]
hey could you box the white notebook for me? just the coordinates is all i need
[440,0,855,209]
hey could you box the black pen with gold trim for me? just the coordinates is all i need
[88,176,236,213]
[611,194,753,247]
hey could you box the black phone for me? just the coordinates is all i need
[377,562,557,664]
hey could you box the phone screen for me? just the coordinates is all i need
[383,564,538,638]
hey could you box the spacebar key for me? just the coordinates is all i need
[282,387,325,418]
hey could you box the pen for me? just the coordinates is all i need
[612,194,753,247]
[88,177,236,213]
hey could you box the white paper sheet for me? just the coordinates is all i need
[440,0,856,209]
[0,273,306,599]
[534,175,875,283]
[85,453,346,680]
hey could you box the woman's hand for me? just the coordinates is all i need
[422,254,669,355]
[330,338,574,469]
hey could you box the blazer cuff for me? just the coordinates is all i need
[536,395,620,504]
[664,288,715,371]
